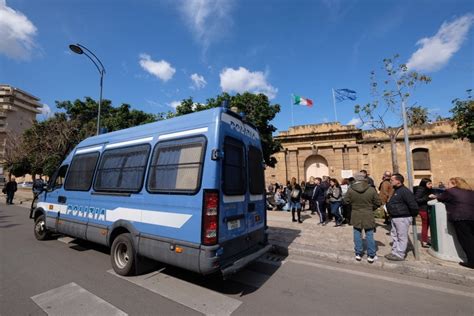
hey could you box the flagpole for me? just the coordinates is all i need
[332,88,338,122]
[291,94,294,127]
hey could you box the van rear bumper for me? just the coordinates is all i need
[220,243,272,277]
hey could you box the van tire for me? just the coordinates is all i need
[34,215,50,240]
[111,233,136,276]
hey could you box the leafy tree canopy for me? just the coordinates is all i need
[450,89,474,142]
[6,98,160,177]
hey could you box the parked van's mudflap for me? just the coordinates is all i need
[199,230,272,276]
[220,243,272,277]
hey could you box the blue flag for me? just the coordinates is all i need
[335,89,357,102]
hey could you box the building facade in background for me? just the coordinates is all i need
[266,121,473,187]
[0,84,42,183]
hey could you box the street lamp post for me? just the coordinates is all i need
[69,43,106,136]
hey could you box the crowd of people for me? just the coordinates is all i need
[267,171,474,269]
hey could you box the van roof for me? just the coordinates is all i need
[77,107,225,148]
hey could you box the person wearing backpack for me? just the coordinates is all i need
[289,177,303,223]
[327,178,344,226]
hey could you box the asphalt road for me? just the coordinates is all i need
[1,203,473,316]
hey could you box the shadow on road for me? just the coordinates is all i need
[57,234,292,297]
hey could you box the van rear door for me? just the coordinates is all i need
[246,145,266,241]
[221,136,248,243]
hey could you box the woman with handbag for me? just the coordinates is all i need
[289,177,303,223]
[327,178,344,226]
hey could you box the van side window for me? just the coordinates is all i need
[64,152,100,191]
[223,137,246,195]
[51,165,68,189]
[148,136,206,194]
[94,144,150,193]
[248,146,264,194]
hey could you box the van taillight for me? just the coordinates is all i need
[202,191,219,245]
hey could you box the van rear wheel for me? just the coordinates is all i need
[34,215,50,240]
[111,233,136,276]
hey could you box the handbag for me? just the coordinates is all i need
[291,189,300,199]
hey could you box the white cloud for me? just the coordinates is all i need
[407,14,474,72]
[169,100,181,109]
[0,1,37,60]
[139,54,176,82]
[178,0,234,50]
[190,73,207,89]
[38,103,53,120]
[347,117,362,126]
[220,67,278,99]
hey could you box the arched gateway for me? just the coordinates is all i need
[304,155,329,180]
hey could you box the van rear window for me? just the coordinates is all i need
[147,136,206,194]
[248,146,264,194]
[64,152,99,191]
[94,144,150,193]
[223,137,246,195]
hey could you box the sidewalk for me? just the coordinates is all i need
[267,209,474,287]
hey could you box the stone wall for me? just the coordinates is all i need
[265,121,474,187]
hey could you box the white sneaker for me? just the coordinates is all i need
[367,255,378,264]
[355,254,362,261]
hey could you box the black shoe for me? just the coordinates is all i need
[459,262,474,269]
[292,219,297,222]
[298,220,303,223]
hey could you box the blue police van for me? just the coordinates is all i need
[31,107,271,276]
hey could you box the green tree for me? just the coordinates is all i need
[6,98,161,177]
[450,89,474,142]
[173,92,282,167]
[355,54,431,173]
[407,105,429,126]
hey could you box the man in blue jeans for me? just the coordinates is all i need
[343,172,382,263]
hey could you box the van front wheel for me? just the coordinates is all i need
[34,215,50,240]
[111,233,136,276]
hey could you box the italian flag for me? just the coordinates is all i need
[293,95,313,107]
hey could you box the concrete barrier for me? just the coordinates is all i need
[428,200,467,262]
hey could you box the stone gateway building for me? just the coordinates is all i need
[265,121,473,187]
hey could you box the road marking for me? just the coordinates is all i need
[57,236,77,244]
[31,282,127,316]
[290,259,474,299]
[108,270,242,316]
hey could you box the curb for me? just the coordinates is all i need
[270,243,474,288]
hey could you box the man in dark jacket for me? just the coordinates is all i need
[344,172,382,263]
[385,173,419,261]
[320,176,332,220]
[303,177,316,212]
[312,177,326,224]
[5,177,18,205]
[360,169,375,188]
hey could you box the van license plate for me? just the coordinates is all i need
[227,219,241,230]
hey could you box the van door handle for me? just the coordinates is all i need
[58,196,67,204]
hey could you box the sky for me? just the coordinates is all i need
[1,0,473,133]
